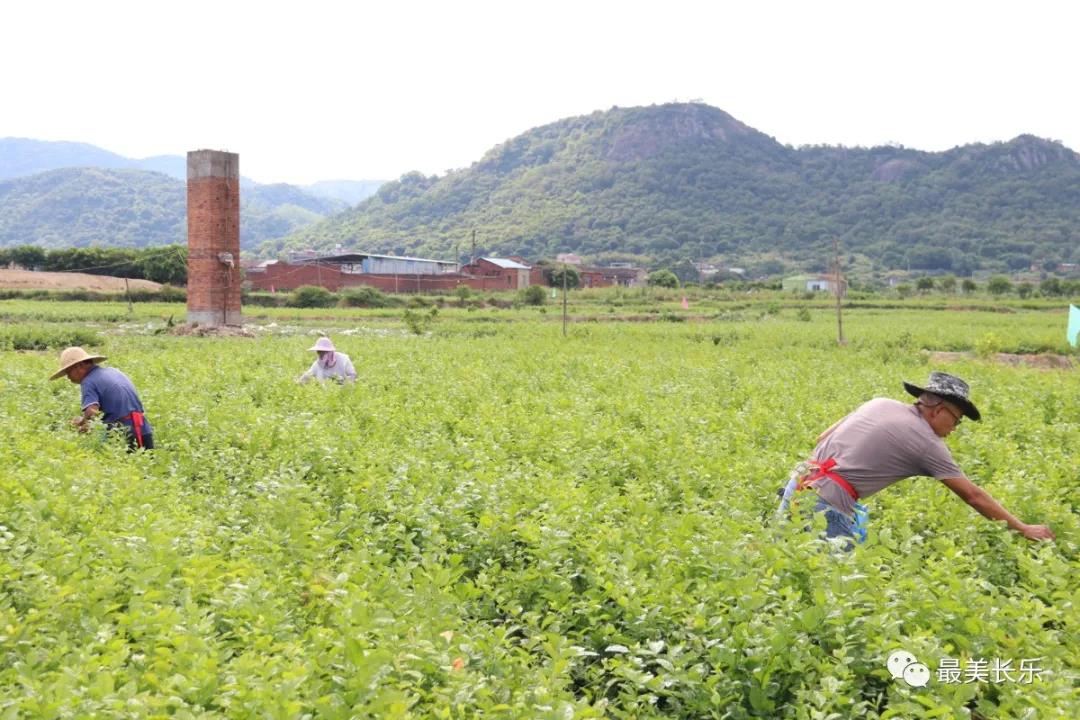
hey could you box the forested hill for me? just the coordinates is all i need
[0,168,347,249]
[268,103,1080,273]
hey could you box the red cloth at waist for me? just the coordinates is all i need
[119,411,146,448]
[803,458,859,500]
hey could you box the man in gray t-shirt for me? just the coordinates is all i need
[797,371,1054,542]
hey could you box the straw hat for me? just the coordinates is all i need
[308,337,335,352]
[50,346,107,380]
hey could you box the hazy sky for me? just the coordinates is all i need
[4,0,1077,185]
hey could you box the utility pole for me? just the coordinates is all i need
[471,229,476,265]
[562,261,568,337]
[834,238,846,346]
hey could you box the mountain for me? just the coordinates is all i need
[243,183,348,245]
[0,136,382,200]
[0,168,183,248]
[0,168,347,249]
[0,138,389,249]
[0,139,132,180]
[267,104,1080,274]
[0,138,194,181]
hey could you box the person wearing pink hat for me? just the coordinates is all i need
[298,336,356,384]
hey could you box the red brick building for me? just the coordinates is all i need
[586,266,648,287]
[246,253,537,294]
[459,257,532,290]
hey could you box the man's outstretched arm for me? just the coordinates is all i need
[940,476,1055,541]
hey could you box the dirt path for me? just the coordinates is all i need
[0,269,163,293]
[928,350,1075,369]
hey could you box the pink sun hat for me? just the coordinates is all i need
[308,337,336,352]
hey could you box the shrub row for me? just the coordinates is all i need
[0,325,102,351]
[0,286,186,303]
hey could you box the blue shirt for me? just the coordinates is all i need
[80,365,152,434]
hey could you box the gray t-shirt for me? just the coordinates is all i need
[810,397,963,514]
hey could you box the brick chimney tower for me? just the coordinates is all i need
[186,150,241,326]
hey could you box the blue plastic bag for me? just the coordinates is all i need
[852,502,869,544]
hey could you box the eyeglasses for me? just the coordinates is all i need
[940,405,963,425]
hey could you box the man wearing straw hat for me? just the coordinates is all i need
[50,346,154,450]
[298,336,356,384]
[778,371,1054,543]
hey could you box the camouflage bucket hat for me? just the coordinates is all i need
[903,371,981,422]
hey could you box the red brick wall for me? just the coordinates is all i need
[579,270,612,288]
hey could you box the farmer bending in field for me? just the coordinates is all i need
[50,346,154,450]
[778,371,1054,543]
[298,336,356,384]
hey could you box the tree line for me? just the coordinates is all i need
[0,245,187,285]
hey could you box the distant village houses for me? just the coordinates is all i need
[244,250,646,293]
[782,274,847,295]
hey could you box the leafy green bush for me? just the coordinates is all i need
[403,306,438,334]
[289,285,337,308]
[519,285,547,306]
[974,331,1002,357]
[339,286,392,308]
[407,295,434,308]
[648,269,679,288]
[988,276,1013,295]
[454,285,474,306]
[1039,277,1064,297]
[547,266,581,290]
